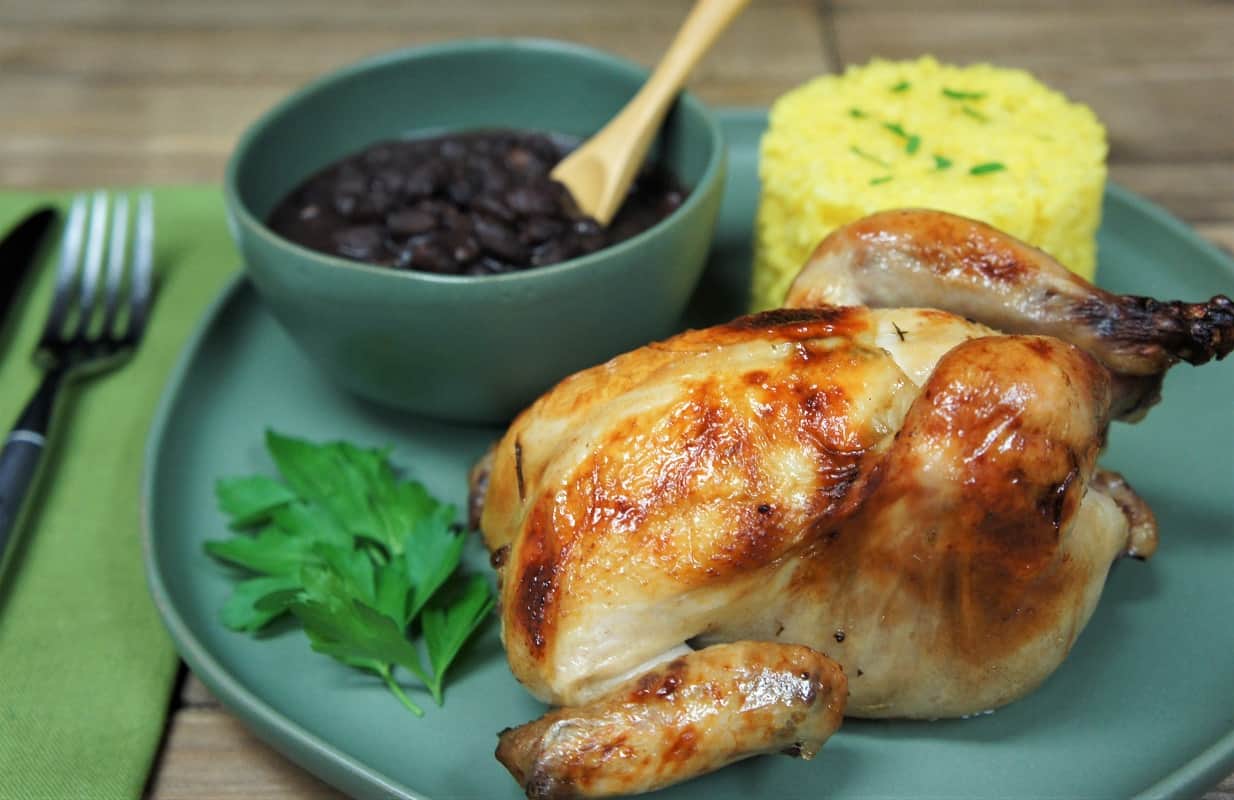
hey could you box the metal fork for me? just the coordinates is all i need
[0,191,155,567]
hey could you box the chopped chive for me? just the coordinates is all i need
[933,154,953,170]
[961,105,989,122]
[906,135,921,155]
[891,81,911,93]
[849,107,868,119]
[969,162,1006,176]
[850,146,890,168]
[882,122,910,140]
[943,88,987,101]
[870,176,894,186]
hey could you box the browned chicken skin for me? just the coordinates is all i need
[475,209,1234,798]
[496,642,846,799]
[787,209,1234,419]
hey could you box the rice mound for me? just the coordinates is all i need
[752,56,1107,310]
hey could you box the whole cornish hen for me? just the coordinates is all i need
[472,209,1234,798]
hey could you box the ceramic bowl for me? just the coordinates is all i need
[224,38,726,423]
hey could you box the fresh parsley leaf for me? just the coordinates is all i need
[204,430,494,717]
[312,541,378,606]
[422,575,495,703]
[933,154,954,170]
[266,432,399,549]
[219,574,303,632]
[270,502,351,549]
[373,555,414,625]
[290,570,429,716]
[404,505,467,622]
[216,475,297,527]
[891,80,911,93]
[204,526,320,577]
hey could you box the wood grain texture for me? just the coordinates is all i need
[1,0,1228,797]
[145,705,344,799]
[0,0,828,187]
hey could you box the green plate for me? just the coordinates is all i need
[143,109,1234,800]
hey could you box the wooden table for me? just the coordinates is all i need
[2,1,1231,797]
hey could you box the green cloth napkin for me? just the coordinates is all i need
[0,188,237,799]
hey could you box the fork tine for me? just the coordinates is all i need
[100,194,130,336]
[72,191,111,339]
[41,194,88,344]
[125,192,155,341]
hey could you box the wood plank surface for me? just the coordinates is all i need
[0,1,1229,798]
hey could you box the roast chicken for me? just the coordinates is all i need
[472,209,1234,798]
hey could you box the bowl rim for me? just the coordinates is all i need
[223,36,727,287]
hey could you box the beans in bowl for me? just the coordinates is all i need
[266,130,688,276]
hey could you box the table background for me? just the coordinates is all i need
[1,1,1231,797]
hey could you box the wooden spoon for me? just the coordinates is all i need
[551,0,751,226]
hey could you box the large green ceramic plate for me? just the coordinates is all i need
[143,109,1234,800]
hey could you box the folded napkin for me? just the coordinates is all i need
[0,188,236,799]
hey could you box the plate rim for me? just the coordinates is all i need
[140,272,427,800]
[141,107,1234,800]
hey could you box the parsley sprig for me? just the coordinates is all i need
[205,430,495,716]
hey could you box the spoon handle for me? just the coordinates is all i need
[638,0,751,113]
[552,0,750,225]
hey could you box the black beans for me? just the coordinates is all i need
[506,184,558,217]
[332,225,383,260]
[266,129,689,275]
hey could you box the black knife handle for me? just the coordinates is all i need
[0,370,63,572]
[0,432,46,566]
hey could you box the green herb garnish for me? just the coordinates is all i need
[881,122,921,154]
[870,176,894,185]
[969,162,1007,175]
[962,105,989,122]
[891,81,911,93]
[850,146,890,168]
[849,107,868,119]
[943,88,987,101]
[933,154,953,170]
[205,430,495,716]
[882,122,910,139]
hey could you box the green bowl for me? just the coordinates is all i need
[224,38,726,423]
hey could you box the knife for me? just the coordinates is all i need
[0,206,57,334]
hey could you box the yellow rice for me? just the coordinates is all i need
[752,56,1107,310]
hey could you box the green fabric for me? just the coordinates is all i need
[0,188,237,799]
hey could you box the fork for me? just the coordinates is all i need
[0,191,154,568]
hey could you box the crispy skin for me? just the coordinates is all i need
[786,209,1234,419]
[479,308,1147,717]
[747,335,1123,716]
[482,306,928,704]
[496,642,846,799]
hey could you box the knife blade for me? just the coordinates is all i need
[0,206,57,333]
